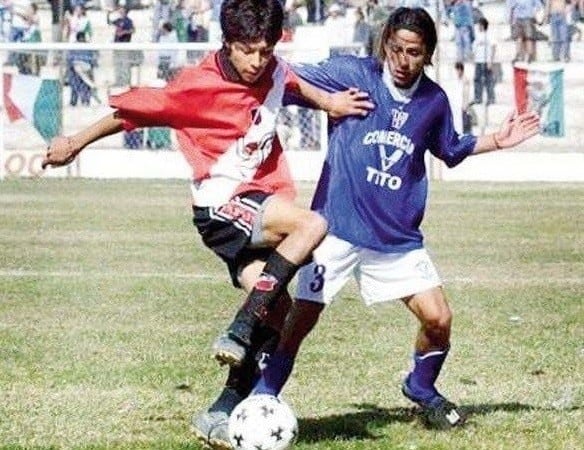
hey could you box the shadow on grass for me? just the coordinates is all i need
[297,401,548,443]
[297,404,415,443]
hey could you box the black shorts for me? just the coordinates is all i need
[193,191,273,287]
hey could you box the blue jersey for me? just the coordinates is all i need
[293,56,477,252]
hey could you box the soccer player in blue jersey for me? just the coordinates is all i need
[250,7,540,429]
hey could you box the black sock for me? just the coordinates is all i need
[208,386,243,413]
[227,252,297,345]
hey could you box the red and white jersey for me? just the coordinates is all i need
[109,51,299,207]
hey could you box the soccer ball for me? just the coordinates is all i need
[228,394,298,450]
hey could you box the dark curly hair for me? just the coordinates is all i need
[220,0,284,46]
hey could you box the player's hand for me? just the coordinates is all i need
[328,87,374,119]
[41,136,80,169]
[494,110,540,149]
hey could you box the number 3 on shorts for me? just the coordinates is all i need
[309,264,326,293]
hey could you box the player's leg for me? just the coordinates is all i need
[192,261,291,449]
[214,195,327,367]
[252,235,355,397]
[354,247,463,429]
[192,315,286,449]
[191,200,291,448]
[401,287,464,428]
[252,299,324,396]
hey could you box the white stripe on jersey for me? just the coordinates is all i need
[191,61,287,207]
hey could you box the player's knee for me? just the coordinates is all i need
[301,211,328,242]
[422,309,452,339]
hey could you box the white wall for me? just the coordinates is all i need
[4,148,584,182]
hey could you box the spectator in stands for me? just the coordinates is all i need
[8,0,31,43]
[397,0,446,24]
[68,31,99,107]
[186,0,211,42]
[157,21,179,81]
[64,5,92,43]
[70,0,86,9]
[576,0,584,20]
[152,0,173,42]
[306,0,325,23]
[107,6,135,87]
[9,0,40,74]
[208,0,224,43]
[443,61,472,134]
[108,6,134,43]
[281,1,303,42]
[473,17,496,105]
[0,0,9,41]
[353,6,373,55]
[22,2,43,75]
[454,62,477,134]
[22,1,39,40]
[449,0,474,63]
[507,0,542,63]
[544,0,571,61]
[324,3,349,49]
[568,0,582,41]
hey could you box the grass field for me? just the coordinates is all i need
[0,178,582,450]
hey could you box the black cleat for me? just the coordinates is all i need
[402,375,465,429]
[212,333,247,367]
[191,409,232,449]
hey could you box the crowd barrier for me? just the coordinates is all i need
[0,41,582,182]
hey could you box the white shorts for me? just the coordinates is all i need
[296,234,442,306]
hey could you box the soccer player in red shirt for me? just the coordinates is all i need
[42,0,373,447]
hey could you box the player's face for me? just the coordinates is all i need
[383,29,427,88]
[227,40,275,84]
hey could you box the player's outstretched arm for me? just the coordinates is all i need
[296,78,374,118]
[42,112,125,169]
[473,110,540,155]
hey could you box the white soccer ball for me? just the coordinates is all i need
[228,394,298,450]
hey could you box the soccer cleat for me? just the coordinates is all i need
[212,333,247,367]
[401,375,465,429]
[208,420,231,450]
[191,409,232,450]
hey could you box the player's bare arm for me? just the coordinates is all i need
[296,78,374,118]
[42,112,125,169]
[473,110,540,155]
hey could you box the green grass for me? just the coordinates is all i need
[0,178,582,450]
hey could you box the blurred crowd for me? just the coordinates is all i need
[2,1,582,57]
[1,0,582,114]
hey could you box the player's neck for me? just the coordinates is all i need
[382,61,422,103]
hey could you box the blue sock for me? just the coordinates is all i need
[252,351,295,397]
[407,348,449,402]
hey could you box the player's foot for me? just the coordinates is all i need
[402,375,465,429]
[212,333,247,367]
[191,409,232,450]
